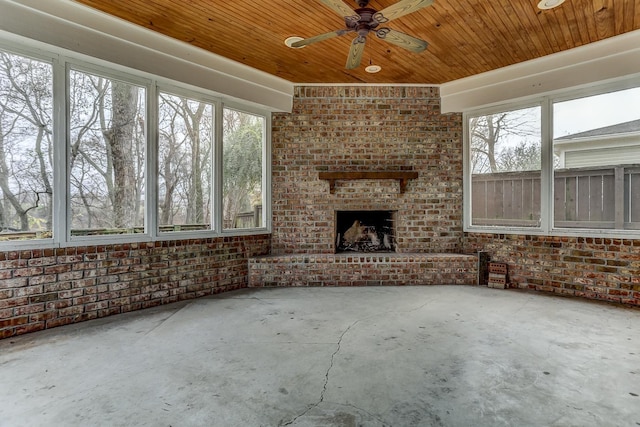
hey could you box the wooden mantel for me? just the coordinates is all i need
[318,171,419,194]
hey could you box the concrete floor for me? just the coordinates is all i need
[1,286,639,427]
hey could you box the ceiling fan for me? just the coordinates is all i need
[292,0,433,69]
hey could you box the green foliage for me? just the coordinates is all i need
[223,114,263,224]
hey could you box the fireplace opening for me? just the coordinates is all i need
[335,210,396,253]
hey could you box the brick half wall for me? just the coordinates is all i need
[464,233,640,306]
[0,235,270,338]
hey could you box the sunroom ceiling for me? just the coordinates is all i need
[71,0,640,85]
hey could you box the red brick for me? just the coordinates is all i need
[15,323,45,335]
[27,257,57,267]
[0,297,28,309]
[44,264,72,274]
[0,329,16,339]
[13,286,43,297]
[0,316,28,328]
[29,274,58,285]
[14,304,45,315]
[58,306,84,317]
[29,311,57,322]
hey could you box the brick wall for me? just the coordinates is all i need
[271,86,464,255]
[0,235,270,338]
[464,234,640,306]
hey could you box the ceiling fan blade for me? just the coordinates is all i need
[375,28,428,52]
[374,0,434,23]
[345,36,366,69]
[320,0,356,18]
[291,30,347,47]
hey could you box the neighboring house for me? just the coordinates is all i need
[554,119,640,168]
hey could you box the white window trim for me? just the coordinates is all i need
[0,36,272,251]
[464,77,640,239]
[65,61,153,245]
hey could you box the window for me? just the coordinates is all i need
[553,87,640,230]
[469,106,542,227]
[68,68,147,236]
[0,51,54,241]
[222,107,265,230]
[0,41,270,249]
[465,81,640,237]
[158,91,214,232]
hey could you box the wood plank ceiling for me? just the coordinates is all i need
[72,0,640,84]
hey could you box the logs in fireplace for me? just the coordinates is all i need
[335,210,396,253]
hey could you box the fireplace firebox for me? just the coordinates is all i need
[335,210,396,253]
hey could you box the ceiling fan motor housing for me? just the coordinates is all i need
[347,8,380,35]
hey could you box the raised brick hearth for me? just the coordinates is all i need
[249,253,478,287]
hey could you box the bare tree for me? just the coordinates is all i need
[68,71,145,233]
[102,81,138,228]
[0,52,53,234]
[469,109,540,174]
[158,93,212,227]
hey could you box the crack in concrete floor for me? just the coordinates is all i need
[279,295,443,426]
[280,319,360,426]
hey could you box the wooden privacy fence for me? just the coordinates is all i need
[472,165,640,229]
[232,205,263,229]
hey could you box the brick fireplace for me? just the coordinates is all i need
[271,86,465,254]
[249,86,477,287]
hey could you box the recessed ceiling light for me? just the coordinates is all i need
[365,65,382,73]
[284,36,305,48]
[537,0,565,9]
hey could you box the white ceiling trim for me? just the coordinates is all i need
[0,0,295,112]
[440,29,640,113]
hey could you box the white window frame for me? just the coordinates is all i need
[464,76,640,239]
[0,43,58,249]
[0,36,271,251]
[66,60,153,245]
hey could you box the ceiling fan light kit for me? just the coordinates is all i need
[365,64,382,73]
[290,0,433,69]
[284,36,306,48]
[537,0,566,9]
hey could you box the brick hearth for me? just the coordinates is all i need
[249,253,478,287]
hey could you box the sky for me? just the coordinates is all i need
[553,87,640,137]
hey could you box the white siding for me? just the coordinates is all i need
[565,144,640,168]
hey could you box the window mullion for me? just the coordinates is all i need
[147,83,158,239]
[263,115,272,232]
[213,103,224,233]
[540,97,553,233]
[52,57,67,246]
